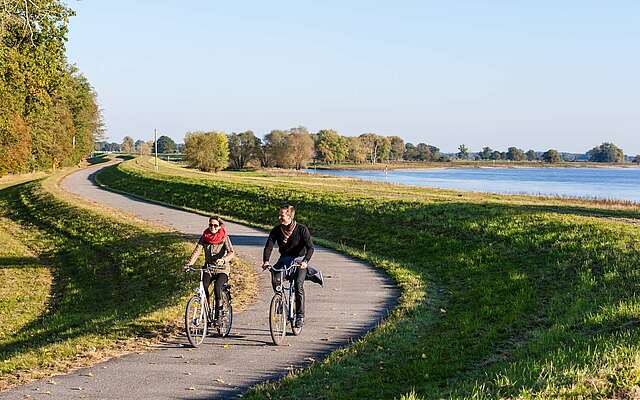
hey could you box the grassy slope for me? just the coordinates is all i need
[97,157,640,399]
[0,169,257,389]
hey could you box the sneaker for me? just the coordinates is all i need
[295,316,304,328]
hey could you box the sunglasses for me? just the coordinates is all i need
[209,223,220,228]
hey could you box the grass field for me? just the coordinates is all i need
[0,169,257,389]
[97,157,640,399]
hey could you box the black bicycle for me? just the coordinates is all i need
[268,261,303,345]
[184,264,233,347]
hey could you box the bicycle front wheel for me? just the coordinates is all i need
[269,293,286,345]
[185,295,208,347]
[290,294,302,336]
[217,290,233,337]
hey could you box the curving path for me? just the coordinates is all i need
[2,163,397,400]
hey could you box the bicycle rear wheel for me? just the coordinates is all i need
[185,295,208,347]
[269,293,286,345]
[217,290,233,337]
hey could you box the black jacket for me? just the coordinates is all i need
[263,222,314,263]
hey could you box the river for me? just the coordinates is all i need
[306,167,640,202]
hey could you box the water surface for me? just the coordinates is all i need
[306,167,640,202]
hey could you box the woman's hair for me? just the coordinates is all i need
[209,215,224,225]
[280,204,296,218]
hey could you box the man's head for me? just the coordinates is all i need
[208,215,223,233]
[278,205,295,226]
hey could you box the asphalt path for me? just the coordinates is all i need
[2,163,397,400]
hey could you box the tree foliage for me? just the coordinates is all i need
[184,131,229,172]
[587,142,624,163]
[121,136,134,153]
[228,130,260,169]
[458,144,470,160]
[542,149,561,163]
[526,150,537,161]
[0,0,102,176]
[156,135,177,153]
[506,147,525,161]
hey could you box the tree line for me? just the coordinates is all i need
[0,0,102,177]
[112,126,635,172]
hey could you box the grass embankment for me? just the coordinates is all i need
[0,169,257,389]
[98,157,640,399]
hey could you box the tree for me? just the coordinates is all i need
[347,136,367,163]
[359,133,386,164]
[134,140,145,152]
[542,149,561,163]
[506,147,525,161]
[633,155,640,164]
[157,135,177,153]
[287,130,315,169]
[525,149,537,161]
[121,136,134,153]
[184,131,229,172]
[263,130,290,167]
[316,129,348,164]
[587,142,624,163]
[404,143,417,160]
[389,136,405,161]
[228,130,260,169]
[0,1,102,176]
[415,143,432,161]
[457,144,470,160]
[478,147,493,160]
[490,151,502,160]
[139,141,152,155]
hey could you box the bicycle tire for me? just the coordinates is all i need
[217,290,233,337]
[185,295,208,347]
[269,293,286,345]
[290,294,302,336]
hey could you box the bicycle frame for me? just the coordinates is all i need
[272,263,299,323]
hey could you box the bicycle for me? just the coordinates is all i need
[267,261,303,345]
[184,264,233,347]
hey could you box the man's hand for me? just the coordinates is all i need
[183,264,192,272]
[261,262,270,271]
[300,261,308,269]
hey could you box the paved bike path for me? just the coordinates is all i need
[2,163,398,400]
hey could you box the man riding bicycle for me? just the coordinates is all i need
[262,204,314,328]
[184,215,234,326]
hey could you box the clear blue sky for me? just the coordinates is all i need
[66,1,640,154]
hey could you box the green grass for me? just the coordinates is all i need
[97,157,640,399]
[0,170,257,389]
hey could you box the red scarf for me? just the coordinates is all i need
[280,221,297,243]
[202,226,227,245]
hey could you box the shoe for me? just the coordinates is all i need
[295,316,304,328]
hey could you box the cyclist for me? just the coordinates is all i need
[262,204,314,328]
[184,215,234,326]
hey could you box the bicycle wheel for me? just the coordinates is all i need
[269,293,286,345]
[217,290,233,337]
[290,294,302,336]
[185,295,208,347]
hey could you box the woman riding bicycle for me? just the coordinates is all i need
[184,215,234,326]
[262,204,314,328]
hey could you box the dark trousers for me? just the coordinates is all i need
[203,272,228,318]
[271,257,307,317]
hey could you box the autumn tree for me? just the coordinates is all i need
[184,131,229,172]
[228,130,260,169]
[121,136,134,153]
[287,129,315,169]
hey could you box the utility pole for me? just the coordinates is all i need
[154,128,158,171]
